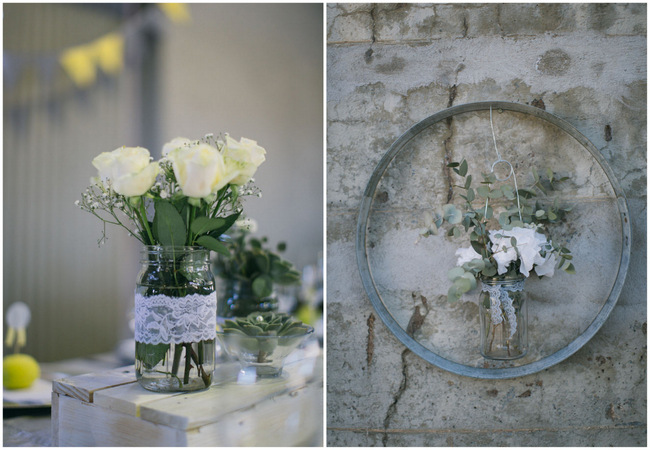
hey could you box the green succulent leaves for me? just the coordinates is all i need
[221,312,311,355]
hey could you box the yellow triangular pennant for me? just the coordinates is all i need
[158,3,191,23]
[60,44,97,88]
[93,32,124,76]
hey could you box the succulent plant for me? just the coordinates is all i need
[220,312,311,362]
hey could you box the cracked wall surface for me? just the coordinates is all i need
[326,3,646,447]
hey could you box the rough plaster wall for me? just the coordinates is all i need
[326,3,646,446]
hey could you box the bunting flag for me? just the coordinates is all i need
[158,3,191,24]
[4,5,190,92]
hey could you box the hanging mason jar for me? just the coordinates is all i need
[135,246,216,392]
[478,275,527,360]
[219,279,278,318]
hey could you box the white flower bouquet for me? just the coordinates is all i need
[76,133,265,251]
[421,159,575,303]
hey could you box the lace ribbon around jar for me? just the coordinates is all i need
[135,292,217,344]
[480,280,524,338]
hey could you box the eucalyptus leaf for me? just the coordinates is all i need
[448,267,466,281]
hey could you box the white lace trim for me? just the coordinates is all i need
[481,280,524,338]
[135,292,216,344]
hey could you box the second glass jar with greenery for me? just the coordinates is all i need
[215,227,301,318]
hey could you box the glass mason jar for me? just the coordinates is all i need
[135,246,216,392]
[219,279,278,318]
[478,275,527,360]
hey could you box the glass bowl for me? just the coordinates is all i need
[217,326,314,379]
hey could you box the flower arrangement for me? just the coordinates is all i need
[421,159,575,303]
[76,133,267,391]
[76,133,265,250]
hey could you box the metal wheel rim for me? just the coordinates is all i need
[356,101,631,379]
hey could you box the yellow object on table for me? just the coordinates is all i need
[4,354,40,390]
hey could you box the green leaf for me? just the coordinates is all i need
[447,285,460,303]
[466,188,475,202]
[488,189,503,199]
[517,189,536,199]
[136,343,170,370]
[532,167,540,182]
[464,174,472,190]
[535,210,545,218]
[252,275,273,298]
[448,267,466,281]
[546,168,554,183]
[501,185,515,199]
[154,200,187,247]
[443,204,463,224]
[461,272,477,290]
[564,263,576,274]
[254,252,270,273]
[476,186,490,198]
[453,277,472,293]
[447,162,460,168]
[277,242,287,252]
[195,235,230,256]
[470,240,484,256]
[191,216,227,236]
[458,159,468,177]
[207,212,241,238]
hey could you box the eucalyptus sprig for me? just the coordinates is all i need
[421,158,575,303]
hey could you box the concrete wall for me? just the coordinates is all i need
[326,3,646,446]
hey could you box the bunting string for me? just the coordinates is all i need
[4,4,190,91]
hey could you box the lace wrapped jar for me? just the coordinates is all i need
[135,246,216,392]
[478,275,527,360]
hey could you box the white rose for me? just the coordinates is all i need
[534,252,556,277]
[222,135,266,185]
[167,142,238,198]
[161,137,195,157]
[489,227,550,277]
[92,146,160,197]
[455,246,482,266]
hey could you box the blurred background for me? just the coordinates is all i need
[3,3,323,362]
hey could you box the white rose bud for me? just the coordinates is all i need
[167,142,238,198]
[161,137,195,157]
[92,146,160,197]
[222,135,266,185]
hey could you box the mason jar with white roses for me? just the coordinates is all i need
[78,134,266,392]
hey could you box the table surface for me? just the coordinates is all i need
[4,341,323,447]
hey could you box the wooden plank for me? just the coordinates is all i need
[51,392,60,446]
[140,356,322,431]
[56,393,183,446]
[52,365,136,402]
[184,382,323,447]
[93,362,240,417]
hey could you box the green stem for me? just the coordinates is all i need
[183,343,192,384]
[138,199,155,245]
[171,343,183,376]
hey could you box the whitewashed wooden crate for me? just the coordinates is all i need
[51,347,323,446]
